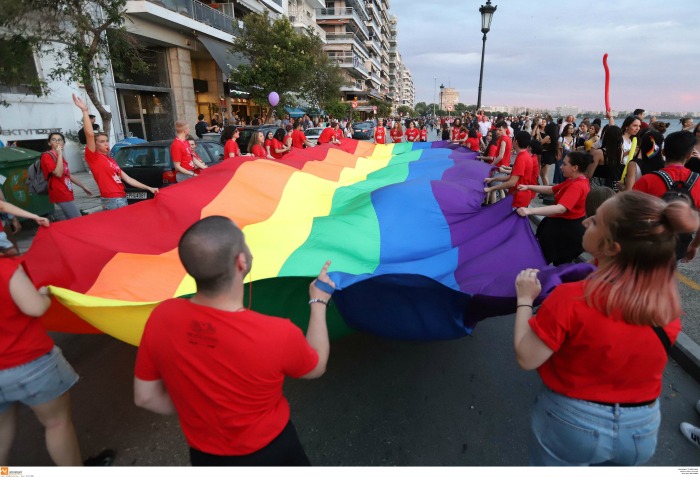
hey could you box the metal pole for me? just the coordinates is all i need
[476,32,487,111]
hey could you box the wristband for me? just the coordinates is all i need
[517,304,533,309]
[309,298,328,306]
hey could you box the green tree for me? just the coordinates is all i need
[414,102,428,116]
[368,98,392,118]
[397,105,414,117]
[324,99,350,120]
[231,12,342,123]
[0,0,148,135]
[454,103,468,114]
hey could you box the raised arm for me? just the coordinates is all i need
[301,260,334,379]
[72,94,96,152]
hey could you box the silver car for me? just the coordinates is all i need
[304,127,324,147]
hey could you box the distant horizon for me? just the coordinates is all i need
[391,1,700,113]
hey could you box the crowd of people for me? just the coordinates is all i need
[3,95,700,467]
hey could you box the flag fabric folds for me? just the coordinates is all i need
[23,139,593,346]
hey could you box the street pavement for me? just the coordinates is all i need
[8,133,700,466]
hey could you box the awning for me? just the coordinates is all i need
[285,107,306,118]
[198,35,247,78]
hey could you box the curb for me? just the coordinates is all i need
[527,213,700,383]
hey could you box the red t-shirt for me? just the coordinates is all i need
[495,134,513,167]
[390,129,403,143]
[509,150,534,208]
[135,299,318,455]
[333,128,344,142]
[458,130,468,143]
[634,164,700,208]
[270,138,285,159]
[529,153,540,200]
[85,147,125,198]
[375,127,387,144]
[529,281,680,403]
[451,127,460,142]
[551,175,590,219]
[40,151,74,203]
[465,137,480,152]
[0,259,54,370]
[405,128,420,142]
[170,138,194,171]
[291,130,307,149]
[224,139,240,158]
[251,144,267,158]
[317,127,336,145]
[420,129,428,142]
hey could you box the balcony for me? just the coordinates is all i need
[316,7,370,39]
[364,35,381,55]
[327,52,370,79]
[129,0,239,38]
[325,32,370,56]
[289,13,326,41]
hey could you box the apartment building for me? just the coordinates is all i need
[316,0,393,116]
[387,14,414,114]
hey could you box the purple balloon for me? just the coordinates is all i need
[268,92,279,107]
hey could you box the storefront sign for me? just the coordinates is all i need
[0,128,63,136]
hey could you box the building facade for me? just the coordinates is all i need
[439,87,459,112]
[387,14,413,114]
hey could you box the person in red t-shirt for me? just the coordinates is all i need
[374,119,387,144]
[457,126,468,145]
[270,128,290,159]
[450,119,462,143]
[483,131,533,208]
[513,191,698,466]
[634,130,700,261]
[186,136,208,175]
[390,121,403,143]
[405,121,420,142]
[419,123,428,142]
[517,151,591,265]
[465,129,480,152]
[317,122,340,146]
[248,131,272,159]
[72,94,157,210]
[0,201,114,465]
[134,216,335,466]
[41,132,93,220]
[284,125,293,150]
[171,121,198,182]
[291,121,312,148]
[220,126,243,158]
[264,131,274,157]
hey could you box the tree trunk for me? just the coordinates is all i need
[84,78,112,138]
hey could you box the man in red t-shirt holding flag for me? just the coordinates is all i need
[134,216,335,466]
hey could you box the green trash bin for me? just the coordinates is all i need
[0,147,54,218]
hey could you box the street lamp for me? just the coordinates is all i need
[476,0,497,111]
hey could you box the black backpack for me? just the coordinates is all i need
[652,169,699,260]
[26,152,56,195]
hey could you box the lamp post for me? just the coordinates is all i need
[476,0,497,112]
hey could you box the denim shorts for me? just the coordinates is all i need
[101,197,128,211]
[0,346,79,413]
[529,386,660,466]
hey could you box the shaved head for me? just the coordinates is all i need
[178,216,251,295]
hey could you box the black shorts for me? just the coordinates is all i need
[536,216,585,265]
[541,151,556,166]
[190,420,311,466]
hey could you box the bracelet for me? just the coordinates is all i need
[517,304,533,309]
[309,298,329,306]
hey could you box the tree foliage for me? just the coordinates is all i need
[231,12,343,122]
[397,105,415,117]
[414,102,428,115]
[368,98,392,117]
[454,103,468,114]
[0,0,148,135]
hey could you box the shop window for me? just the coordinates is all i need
[113,46,170,88]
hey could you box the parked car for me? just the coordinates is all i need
[304,127,324,146]
[113,139,224,203]
[352,121,375,140]
[236,125,278,154]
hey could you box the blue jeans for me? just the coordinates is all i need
[56,200,81,219]
[552,159,564,184]
[529,387,660,466]
[101,197,128,211]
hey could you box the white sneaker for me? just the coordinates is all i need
[680,422,700,449]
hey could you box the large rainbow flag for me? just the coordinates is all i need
[23,140,592,346]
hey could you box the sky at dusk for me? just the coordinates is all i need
[390,0,699,113]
